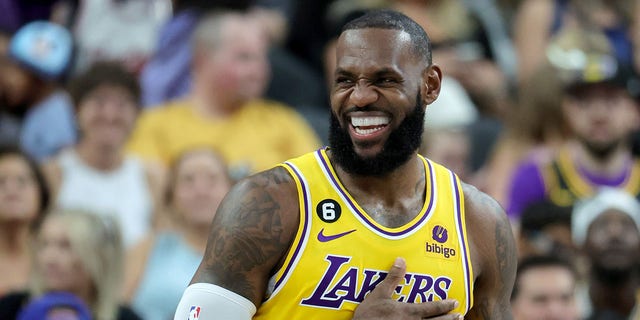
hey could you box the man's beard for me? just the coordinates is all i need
[328,97,425,177]
[592,263,635,286]
[579,136,624,161]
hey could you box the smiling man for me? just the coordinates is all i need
[174,10,516,320]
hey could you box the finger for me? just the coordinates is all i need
[369,257,406,298]
[409,299,459,317]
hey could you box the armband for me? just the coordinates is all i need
[174,283,256,320]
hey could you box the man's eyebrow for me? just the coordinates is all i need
[373,68,402,78]
[334,68,355,77]
[334,67,402,78]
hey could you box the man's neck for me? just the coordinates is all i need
[331,152,426,227]
[589,268,638,316]
[573,141,631,177]
[0,222,30,256]
[178,221,210,254]
[75,140,123,171]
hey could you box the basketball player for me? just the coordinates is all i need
[174,10,516,319]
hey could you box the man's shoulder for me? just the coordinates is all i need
[230,165,299,202]
[462,183,507,222]
[461,182,512,249]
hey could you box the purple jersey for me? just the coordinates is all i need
[506,149,639,219]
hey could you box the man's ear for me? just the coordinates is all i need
[421,64,442,106]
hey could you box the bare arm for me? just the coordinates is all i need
[463,184,517,320]
[513,0,555,85]
[190,166,300,307]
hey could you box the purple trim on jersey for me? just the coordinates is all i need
[274,162,311,290]
[316,150,435,237]
[577,161,631,186]
[451,171,471,312]
[506,159,546,219]
[506,156,636,219]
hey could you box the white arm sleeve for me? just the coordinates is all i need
[174,283,257,320]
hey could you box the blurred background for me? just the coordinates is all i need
[1,0,640,319]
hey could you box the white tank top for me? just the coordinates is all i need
[56,150,153,247]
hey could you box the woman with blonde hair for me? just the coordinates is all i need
[0,210,141,320]
[124,147,233,320]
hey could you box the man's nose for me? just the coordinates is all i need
[350,81,379,108]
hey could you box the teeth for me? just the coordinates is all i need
[354,126,384,135]
[351,116,390,127]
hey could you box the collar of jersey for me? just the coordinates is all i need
[316,148,435,239]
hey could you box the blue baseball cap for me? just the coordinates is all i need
[8,21,73,80]
[17,292,93,320]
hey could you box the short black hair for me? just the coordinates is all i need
[342,9,432,65]
[511,255,576,301]
[67,61,141,111]
[520,201,572,237]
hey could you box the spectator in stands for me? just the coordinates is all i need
[482,61,567,206]
[139,1,328,141]
[514,0,640,85]
[0,145,49,296]
[506,42,640,220]
[43,62,159,248]
[66,0,172,74]
[517,201,575,261]
[0,21,76,161]
[572,188,640,319]
[15,292,92,320]
[139,0,253,107]
[127,10,320,181]
[511,255,581,320]
[0,210,141,320]
[124,148,232,320]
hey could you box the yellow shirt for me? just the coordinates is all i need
[126,99,321,177]
[254,149,474,319]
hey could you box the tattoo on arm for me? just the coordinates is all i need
[467,188,516,320]
[493,210,516,318]
[193,168,296,304]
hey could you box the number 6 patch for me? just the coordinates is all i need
[316,199,341,223]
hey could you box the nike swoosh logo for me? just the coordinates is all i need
[317,228,356,242]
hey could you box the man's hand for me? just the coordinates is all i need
[352,258,463,320]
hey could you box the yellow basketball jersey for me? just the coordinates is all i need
[543,148,640,206]
[254,149,474,319]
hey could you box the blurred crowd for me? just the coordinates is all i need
[1,0,640,319]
